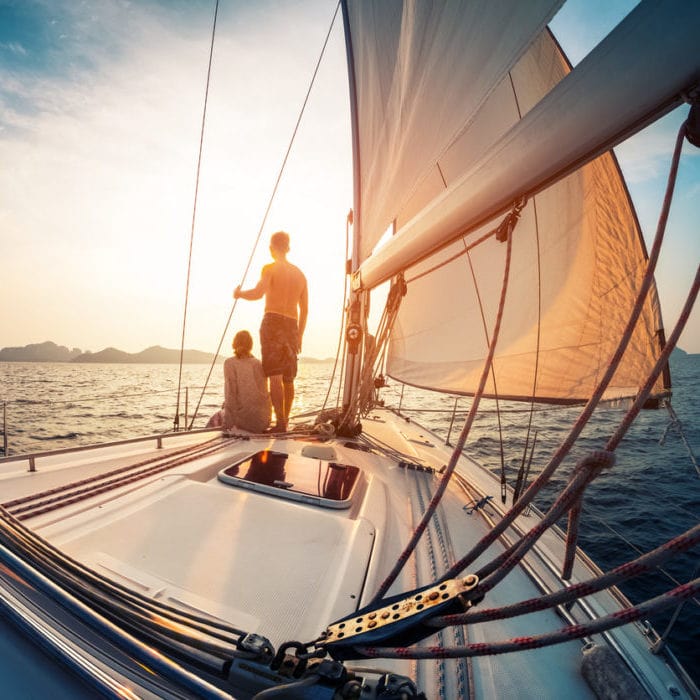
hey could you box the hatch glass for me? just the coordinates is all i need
[218,450,360,509]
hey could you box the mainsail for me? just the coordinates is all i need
[342,1,689,403]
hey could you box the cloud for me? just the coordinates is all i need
[615,110,699,184]
[0,41,27,56]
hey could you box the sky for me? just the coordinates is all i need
[0,0,698,359]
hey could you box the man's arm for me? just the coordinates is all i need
[297,280,308,353]
[234,266,270,301]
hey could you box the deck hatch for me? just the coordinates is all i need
[218,450,360,509]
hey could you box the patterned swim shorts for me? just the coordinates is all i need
[260,313,298,383]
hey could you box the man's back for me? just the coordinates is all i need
[263,260,307,320]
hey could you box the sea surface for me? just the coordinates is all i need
[1,356,698,685]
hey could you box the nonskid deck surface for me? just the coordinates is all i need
[0,414,692,698]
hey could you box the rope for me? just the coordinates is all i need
[188,1,342,429]
[351,275,407,422]
[371,211,516,602]
[414,471,471,697]
[561,491,583,580]
[473,451,615,595]
[429,523,700,628]
[558,262,697,577]
[174,0,220,431]
[465,245,507,504]
[582,507,700,608]
[2,437,227,519]
[1,436,220,509]
[412,471,449,693]
[453,261,698,590]
[441,115,689,581]
[605,276,698,456]
[405,227,498,285]
[507,67,543,506]
[653,560,700,653]
[0,506,251,650]
[0,536,233,699]
[353,578,700,659]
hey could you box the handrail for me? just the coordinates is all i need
[0,427,222,471]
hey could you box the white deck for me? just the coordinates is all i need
[0,412,694,698]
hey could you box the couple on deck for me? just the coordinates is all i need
[221,231,307,434]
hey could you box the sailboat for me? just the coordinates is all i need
[1,1,698,698]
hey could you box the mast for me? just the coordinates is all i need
[339,0,366,424]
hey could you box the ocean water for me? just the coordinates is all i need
[1,356,698,684]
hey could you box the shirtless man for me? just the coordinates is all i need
[234,231,308,432]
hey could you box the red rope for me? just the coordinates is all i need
[474,451,614,595]
[4,437,230,520]
[430,523,700,627]
[355,578,699,659]
[561,495,582,580]
[560,262,700,579]
[371,222,516,602]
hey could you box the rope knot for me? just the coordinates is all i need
[571,450,615,481]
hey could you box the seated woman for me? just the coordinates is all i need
[222,330,271,433]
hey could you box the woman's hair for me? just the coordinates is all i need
[232,330,253,358]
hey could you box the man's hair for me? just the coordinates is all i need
[233,330,253,357]
[270,231,290,252]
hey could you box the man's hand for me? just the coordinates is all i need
[233,286,241,299]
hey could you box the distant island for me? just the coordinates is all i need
[1,340,692,365]
[0,341,334,364]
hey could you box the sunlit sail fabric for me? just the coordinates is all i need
[343,0,564,263]
[347,14,667,403]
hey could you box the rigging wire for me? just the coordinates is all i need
[188,1,342,430]
[371,213,516,602]
[580,507,700,609]
[346,275,407,423]
[506,67,543,505]
[513,199,543,503]
[660,399,699,477]
[320,209,353,415]
[465,244,507,504]
[472,450,617,595]
[174,0,220,432]
[404,226,497,285]
[458,261,699,592]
